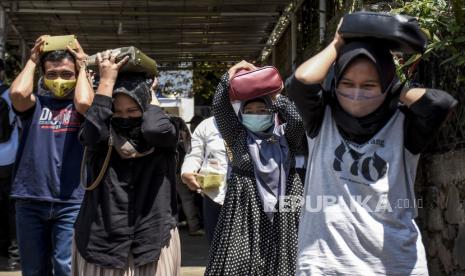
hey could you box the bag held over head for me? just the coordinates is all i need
[41,35,77,53]
[339,12,428,54]
[87,46,158,77]
[229,66,284,101]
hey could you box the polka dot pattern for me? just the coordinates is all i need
[205,73,304,275]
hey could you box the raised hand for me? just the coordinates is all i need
[30,35,49,64]
[333,18,345,50]
[96,50,129,86]
[67,39,88,70]
[95,50,129,97]
[228,60,257,81]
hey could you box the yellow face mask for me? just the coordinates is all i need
[44,78,76,98]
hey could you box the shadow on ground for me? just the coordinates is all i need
[179,227,209,267]
[0,227,209,275]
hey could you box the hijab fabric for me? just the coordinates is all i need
[112,75,152,112]
[239,96,291,220]
[329,40,400,141]
[111,75,154,158]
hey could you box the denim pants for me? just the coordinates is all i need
[0,164,19,260]
[202,196,222,245]
[15,199,81,276]
[175,174,202,232]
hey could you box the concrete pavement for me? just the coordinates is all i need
[0,228,208,276]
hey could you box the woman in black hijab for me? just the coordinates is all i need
[73,50,180,275]
[287,22,457,275]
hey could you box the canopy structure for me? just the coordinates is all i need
[1,0,291,66]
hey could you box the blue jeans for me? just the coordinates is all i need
[15,199,81,276]
[202,196,222,245]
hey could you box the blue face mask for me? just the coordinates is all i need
[241,114,274,132]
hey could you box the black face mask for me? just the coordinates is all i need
[111,117,150,152]
[112,117,142,134]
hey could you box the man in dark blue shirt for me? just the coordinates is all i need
[9,35,93,276]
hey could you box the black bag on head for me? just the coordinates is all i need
[0,86,14,143]
[339,12,428,54]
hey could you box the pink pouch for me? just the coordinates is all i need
[229,66,284,101]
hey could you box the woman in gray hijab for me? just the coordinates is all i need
[205,61,304,275]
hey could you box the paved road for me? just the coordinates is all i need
[0,267,205,276]
[0,228,208,276]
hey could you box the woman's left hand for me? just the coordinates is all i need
[270,93,280,102]
[151,77,159,91]
[150,77,161,106]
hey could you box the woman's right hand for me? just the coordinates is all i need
[30,35,48,64]
[228,60,257,81]
[96,50,129,86]
[333,18,345,50]
[95,50,129,96]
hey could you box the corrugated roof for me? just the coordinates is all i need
[2,0,289,65]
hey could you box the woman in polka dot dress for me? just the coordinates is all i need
[205,61,304,275]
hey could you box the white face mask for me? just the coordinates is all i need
[336,88,386,117]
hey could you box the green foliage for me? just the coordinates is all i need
[392,0,465,154]
[193,62,232,102]
[3,44,23,85]
[392,0,465,84]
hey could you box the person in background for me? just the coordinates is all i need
[9,36,93,276]
[0,59,21,271]
[288,21,457,275]
[187,115,205,133]
[73,49,180,275]
[171,116,204,236]
[181,116,228,244]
